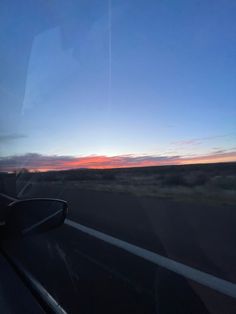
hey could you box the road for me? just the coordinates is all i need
[1,186,236,313]
[19,182,236,282]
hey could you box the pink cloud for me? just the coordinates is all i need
[0,151,236,172]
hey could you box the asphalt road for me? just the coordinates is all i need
[20,183,236,283]
[1,186,236,313]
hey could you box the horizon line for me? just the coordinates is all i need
[1,151,236,173]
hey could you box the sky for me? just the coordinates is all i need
[0,0,236,171]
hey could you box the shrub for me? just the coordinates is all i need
[209,175,236,190]
[182,172,207,187]
[162,174,185,186]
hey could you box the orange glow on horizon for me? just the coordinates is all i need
[1,151,236,172]
[179,152,236,165]
[32,152,236,172]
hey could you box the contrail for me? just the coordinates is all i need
[108,0,112,109]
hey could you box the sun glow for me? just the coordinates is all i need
[1,152,236,172]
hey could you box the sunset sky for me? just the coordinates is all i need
[0,0,236,172]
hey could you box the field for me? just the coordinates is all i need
[3,161,235,205]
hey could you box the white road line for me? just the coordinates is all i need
[65,218,236,299]
[1,193,236,299]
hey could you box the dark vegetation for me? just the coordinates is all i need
[12,161,236,187]
[1,162,236,204]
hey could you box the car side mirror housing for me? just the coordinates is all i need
[4,198,68,237]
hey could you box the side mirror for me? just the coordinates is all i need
[4,198,68,237]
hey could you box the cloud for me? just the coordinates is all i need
[0,153,180,172]
[0,151,236,172]
[180,151,236,164]
[172,133,236,146]
[173,139,201,145]
[0,133,27,142]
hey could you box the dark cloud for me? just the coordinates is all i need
[211,147,236,154]
[172,133,236,146]
[0,133,27,142]
[212,149,228,154]
[0,153,73,171]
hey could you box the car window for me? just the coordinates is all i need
[0,1,236,313]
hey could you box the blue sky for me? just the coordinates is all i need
[0,0,236,170]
